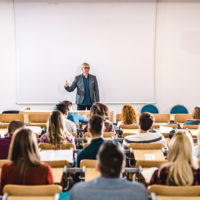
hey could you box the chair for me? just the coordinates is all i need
[153,114,170,123]
[80,159,97,168]
[170,105,188,114]
[39,143,75,150]
[141,104,159,114]
[174,114,192,123]
[3,184,62,199]
[84,132,115,138]
[116,113,122,123]
[0,114,24,123]
[43,160,70,185]
[148,185,200,198]
[119,124,139,129]
[80,160,98,182]
[184,124,199,129]
[122,132,136,138]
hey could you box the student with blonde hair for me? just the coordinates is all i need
[149,130,200,186]
[40,110,74,146]
[0,128,53,194]
[117,104,139,127]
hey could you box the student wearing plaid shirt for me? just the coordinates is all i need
[149,130,200,186]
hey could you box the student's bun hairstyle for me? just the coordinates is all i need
[139,112,154,131]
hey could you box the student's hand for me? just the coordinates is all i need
[65,80,69,87]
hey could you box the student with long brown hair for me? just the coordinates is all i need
[149,130,200,186]
[40,110,74,146]
[0,128,53,194]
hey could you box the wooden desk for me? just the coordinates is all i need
[156,196,200,200]
[85,168,99,182]
[134,150,165,162]
[7,197,55,200]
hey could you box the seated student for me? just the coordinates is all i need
[54,100,88,125]
[123,112,167,148]
[117,104,139,127]
[61,100,88,125]
[0,128,53,194]
[184,106,200,126]
[149,130,200,186]
[0,120,24,159]
[76,115,105,167]
[40,110,74,145]
[71,141,148,200]
[56,103,77,133]
[84,102,115,134]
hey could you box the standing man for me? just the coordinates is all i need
[64,63,99,110]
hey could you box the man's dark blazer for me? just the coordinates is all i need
[65,74,100,105]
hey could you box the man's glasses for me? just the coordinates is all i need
[83,67,90,70]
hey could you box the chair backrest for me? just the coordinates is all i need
[84,132,114,138]
[148,185,200,196]
[128,143,165,150]
[116,113,122,123]
[141,104,159,114]
[170,105,188,114]
[184,125,199,129]
[28,112,51,123]
[80,159,97,168]
[122,132,136,138]
[119,124,139,129]
[3,184,62,196]
[0,114,24,123]
[43,160,70,168]
[153,114,170,123]
[174,114,193,123]
[39,143,75,150]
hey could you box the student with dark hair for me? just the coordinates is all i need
[0,128,53,194]
[60,100,88,125]
[70,141,148,200]
[0,120,24,159]
[76,115,104,167]
[84,102,115,134]
[56,102,77,133]
[184,106,200,126]
[123,112,167,148]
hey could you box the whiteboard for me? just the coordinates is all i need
[14,0,156,104]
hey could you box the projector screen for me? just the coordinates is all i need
[14,0,156,104]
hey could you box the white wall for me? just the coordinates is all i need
[0,0,200,117]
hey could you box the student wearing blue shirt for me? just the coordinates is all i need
[55,100,88,125]
[184,106,200,126]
